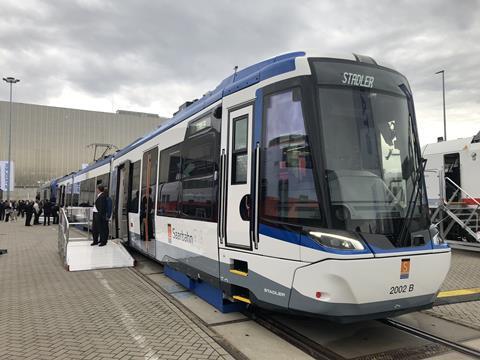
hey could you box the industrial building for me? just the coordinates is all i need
[0,101,166,199]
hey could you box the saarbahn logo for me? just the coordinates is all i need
[167,224,172,243]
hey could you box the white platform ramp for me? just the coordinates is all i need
[58,207,135,271]
[66,239,135,271]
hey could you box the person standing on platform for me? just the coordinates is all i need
[52,203,59,224]
[19,200,25,218]
[0,201,5,221]
[25,201,34,226]
[43,199,52,226]
[4,201,11,222]
[10,201,17,222]
[33,201,41,224]
[90,185,108,247]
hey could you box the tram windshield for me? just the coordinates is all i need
[317,87,429,243]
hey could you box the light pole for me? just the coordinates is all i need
[2,76,20,201]
[435,70,446,141]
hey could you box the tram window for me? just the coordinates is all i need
[141,147,159,240]
[72,182,80,206]
[96,174,110,189]
[157,144,182,217]
[181,133,218,221]
[232,116,248,184]
[128,161,141,213]
[260,88,322,226]
[78,179,95,206]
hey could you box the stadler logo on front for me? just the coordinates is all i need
[342,72,374,88]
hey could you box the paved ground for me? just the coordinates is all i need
[438,250,480,291]
[427,301,480,330]
[425,249,480,331]
[0,220,234,360]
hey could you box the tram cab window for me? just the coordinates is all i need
[157,144,182,217]
[181,132,218,221]
[260,88,322,226]
[128,161,141,213]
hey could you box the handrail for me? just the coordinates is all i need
[444,177,480,207]
[57,207,92,266]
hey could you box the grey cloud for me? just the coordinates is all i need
[0,0,479,142]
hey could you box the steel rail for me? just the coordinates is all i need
[382,318,480,358]
[246,309,343,360]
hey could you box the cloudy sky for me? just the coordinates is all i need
[0,0,479,145]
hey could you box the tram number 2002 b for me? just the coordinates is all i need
[389,284,414,295]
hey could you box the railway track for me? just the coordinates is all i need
[131,251,480,360]
[247,309,341,360]
[381,318,480,358]
[248,308,480,359]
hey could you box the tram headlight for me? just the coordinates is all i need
[309,231,365,251]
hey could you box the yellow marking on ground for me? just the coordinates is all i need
[229,269,248,277]
[437,288,480,298]
[232,295,251,304]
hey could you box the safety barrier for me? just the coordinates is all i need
[57,207,92,266]
[431,169,480,250]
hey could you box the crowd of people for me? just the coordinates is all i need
[0,198,59,226]
[1,186,111,247]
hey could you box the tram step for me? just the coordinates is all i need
[229,259,248,277]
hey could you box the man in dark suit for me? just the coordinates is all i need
[91,185,108,247]
[43,199,52,226]
[25,201,34,226]
[0,201,5,221]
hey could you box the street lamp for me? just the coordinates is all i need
[435,70,446,141]
[2,76,20,202]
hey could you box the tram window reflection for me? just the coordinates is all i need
[128,161,141,213]
[260,88,322,226]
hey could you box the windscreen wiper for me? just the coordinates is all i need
[398,158,426,246]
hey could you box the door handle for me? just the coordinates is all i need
[218,150,226,244]
[253,142,260,249]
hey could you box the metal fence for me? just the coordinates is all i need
[57,207,92,266]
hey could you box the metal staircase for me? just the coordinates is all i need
[431,172,480,251]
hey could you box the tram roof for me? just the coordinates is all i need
[74,155,113,177]
[114,51,306,159]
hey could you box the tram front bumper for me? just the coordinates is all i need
[289,250,451,321]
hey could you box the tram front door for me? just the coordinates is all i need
[223,105,254,249]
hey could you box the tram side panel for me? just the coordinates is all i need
[116,105,223,283]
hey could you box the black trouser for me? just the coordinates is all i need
[52,213,59,224]
[25,213,32,226]
[5,213,10,222]
[43,213,51,226]
[92,213,108,245]
[33,212,40,224]
[0,211,4,221]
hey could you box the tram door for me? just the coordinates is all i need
[114,161,131,242]
[223,106,254,249]
[140,148,158,257]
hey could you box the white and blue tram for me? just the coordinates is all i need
[54,52,451,322]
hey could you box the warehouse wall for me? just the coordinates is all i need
[0,101,166,199]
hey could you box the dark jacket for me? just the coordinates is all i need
[25,203,34,215]
[95,192,108,220]
[43,200,52,215]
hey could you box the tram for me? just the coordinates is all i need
[53,52,451,322]
[423,132,480,206]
